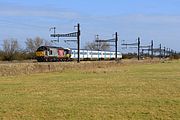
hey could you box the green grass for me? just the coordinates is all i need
[0,60,180,120]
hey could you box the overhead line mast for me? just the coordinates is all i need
[50,23,81,63]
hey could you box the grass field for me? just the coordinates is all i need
[0,60,180,120]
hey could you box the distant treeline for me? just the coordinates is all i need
[122,53,180,60]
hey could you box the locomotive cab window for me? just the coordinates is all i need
[49,50,53,55]
[45,51,48,55]
[64,50,67,54]
[64,49,71,54]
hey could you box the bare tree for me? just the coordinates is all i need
[1,38,20,61]
[25,37,44,53]
[44,40,52,46]
[34,37,44,49]
[25,37,52,53]
[85,41,110,51]
[100,42,111,51]
[25,37,52,59]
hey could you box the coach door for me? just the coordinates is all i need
[58,49,64,58]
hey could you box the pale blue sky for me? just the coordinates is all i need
[0,0,180,51]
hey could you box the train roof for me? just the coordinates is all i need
[70,48,121,53]
[37,46,64,51]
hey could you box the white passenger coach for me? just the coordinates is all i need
[71,49,122,60]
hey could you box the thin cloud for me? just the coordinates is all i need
[0,3,80,19]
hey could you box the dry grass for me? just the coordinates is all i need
[0,60,179,119]
[0,59,160,76]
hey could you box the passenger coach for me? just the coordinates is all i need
[71,49,122,60]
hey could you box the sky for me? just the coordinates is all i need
[0,0,180,52]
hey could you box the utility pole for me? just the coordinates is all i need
[164,47,166,58]
[121,37,140,60]
[95,35,100,50]
[138,37,140,60]
[50,27,58,43]
[50,27,56,34]
[151,40,154,59]
[159,44,162,59]
[77,23,80,63]
[115,32,118,61]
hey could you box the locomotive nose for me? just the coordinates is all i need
[36,51,44,57]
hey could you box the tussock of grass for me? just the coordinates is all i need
[0,60,179,119]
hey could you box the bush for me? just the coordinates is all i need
[122,53,137,59]
[169,54,180,60]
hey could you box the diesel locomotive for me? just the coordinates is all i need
[35,46,71,62]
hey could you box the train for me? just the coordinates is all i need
[35,46,122,62]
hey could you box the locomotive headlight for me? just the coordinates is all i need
[36,51,44,56]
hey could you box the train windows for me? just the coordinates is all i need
[105,53,110,55]
[72,51,78,54]
[92,53,98,55]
